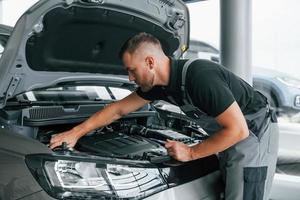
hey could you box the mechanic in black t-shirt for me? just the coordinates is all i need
[50,33,278,200]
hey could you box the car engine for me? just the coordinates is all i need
[0,104,208,163]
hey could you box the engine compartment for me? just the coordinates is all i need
[0,105,208,163]
[39,117,205,163]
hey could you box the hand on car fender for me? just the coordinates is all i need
[49,130,80,149]
[165,139,193,162]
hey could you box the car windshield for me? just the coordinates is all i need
[8,85,132,103]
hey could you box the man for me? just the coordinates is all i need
[50,32,278,200]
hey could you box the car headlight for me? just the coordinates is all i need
[25,154,167,199]
[277,77,300,89]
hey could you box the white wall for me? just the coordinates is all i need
[188,0,300,78]
[0,0,3,24]
[2,0,38,26]
[252,0,300,77]
[188,0,220,49]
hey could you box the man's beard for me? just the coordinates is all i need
[140,73,154,92]
[141,85,152,92]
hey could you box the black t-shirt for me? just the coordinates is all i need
[136,58,267,117]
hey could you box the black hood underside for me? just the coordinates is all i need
[26,6,179,75]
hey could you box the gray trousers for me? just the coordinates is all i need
[218,119,279,200]
[180,101,279,200]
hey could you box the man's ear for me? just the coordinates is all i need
[145,56,154,69]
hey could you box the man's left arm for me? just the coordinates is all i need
[165,101,249,162]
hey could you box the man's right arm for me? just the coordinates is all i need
[49,92,150,149]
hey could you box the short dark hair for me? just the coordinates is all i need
[119,32,161,59]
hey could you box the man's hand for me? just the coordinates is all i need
[165,139,193,162]
[49,130,80,149]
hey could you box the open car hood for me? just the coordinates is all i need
[0,0,189,108]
